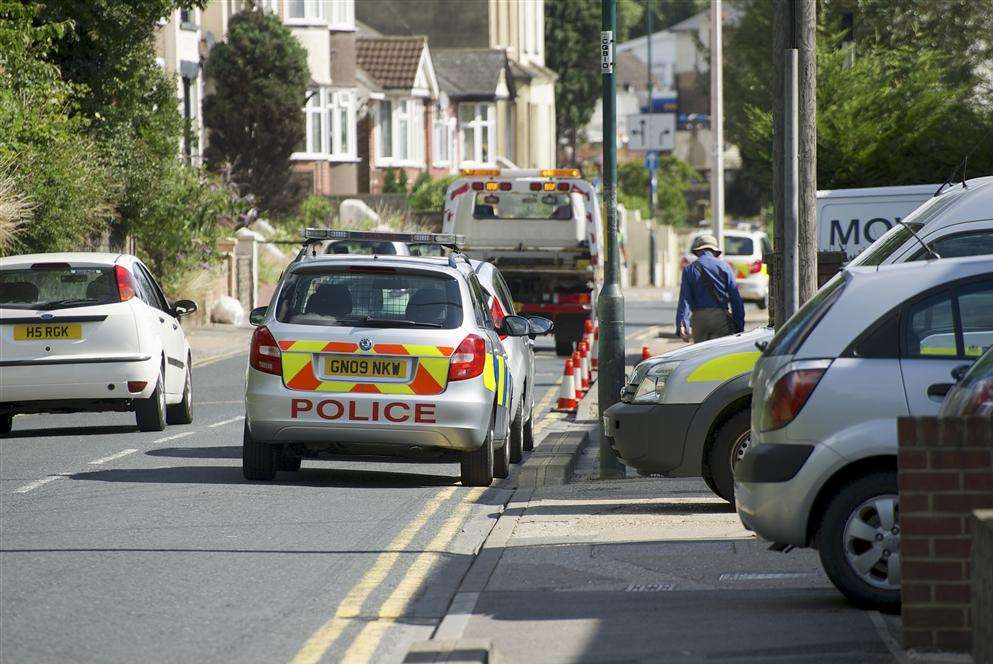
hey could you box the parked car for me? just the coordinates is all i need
[243,229,551,486]
[472,259,551,462]
[605,176,993,503]
[683,228,770,308]
[0,253,197,434]
[940,345,993,417]
[736,255,993,611]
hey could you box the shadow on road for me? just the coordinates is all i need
[524,500,735,516]
[146,446,241,459]
[68,465,461,489]
[2,424,138,439]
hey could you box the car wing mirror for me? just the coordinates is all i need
[951,363,971,383]
[499,315,531,337]
[526,315,554,339]
[172,299,198,318]
[249,306,268,326]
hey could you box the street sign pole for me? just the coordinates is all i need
[598,0,626,479]
[710,0,724,250]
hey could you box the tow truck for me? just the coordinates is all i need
[443,169,603,355]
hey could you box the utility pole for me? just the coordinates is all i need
[709,0,724,250]
[598,0,626,479]
[646,0,657,285]
[783,49,799,318]
[772,0,816,326]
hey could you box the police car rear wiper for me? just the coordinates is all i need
[359,317,443,328]
[895,220,940,260]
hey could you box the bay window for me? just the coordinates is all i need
[459,103,495,165]
[328,0,355,29]
[297,87,356,159]
[377,98,425,165]
[432,104,453,166]
[286,0,324,22]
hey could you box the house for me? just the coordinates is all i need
[356,0,556,169]
[200,0,360,195]
[154,6,206,165]
[355,36,440,193]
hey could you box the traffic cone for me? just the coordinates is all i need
[642,345,651,361]
[578,341,591,390]
[555,360,577,412]
[572,351,585,397]
[584,319,593,335]
[592,326,599,370]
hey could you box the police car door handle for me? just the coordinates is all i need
[927,382,952,399]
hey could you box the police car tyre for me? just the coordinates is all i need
[817,472,901,613]
[494,432,510,479]
[135,371,167,432]
[757,294,768,310]
[702,471,720,497]
[277,452,302,472]
[509,400,525,463]
[707,409,750,503]
[461,423,495,486]
[242,421,276,481]
[0,414,11,436]
[522,404,535,452]
[166,362,193,425]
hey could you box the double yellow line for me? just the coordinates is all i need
[290,485,486,664]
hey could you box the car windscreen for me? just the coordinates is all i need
[275,267,463,329]
[723,235,754,256]
[472,192,572,220]
[0,265,119,310]
[848,223,922,267]
[763,273,847,356]
[326,240,398,255]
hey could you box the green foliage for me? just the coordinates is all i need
[545,0,601,159]
[617,157,700,227]
[299,195,335,228]
[382,168,409,193]
[411,172,432,193]
[203,9,310,211]
[725,0,993,205]
[0,1,116,254]
[409,174,459,211]
[625,0,708,39]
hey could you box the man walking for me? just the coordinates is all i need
[675,234,745,342]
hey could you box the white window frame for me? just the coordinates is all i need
[294,87,357,161]
[432,105,454,167]
[377,98,425,167]
[285,0,326,25]
[327,0,355,30]
[459,102,495,166]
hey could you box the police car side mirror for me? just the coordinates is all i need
[249,306,268,326]
[951,364,971,383]
[499,315,531,337]
[172,299,198,318]
[526,316,554,339]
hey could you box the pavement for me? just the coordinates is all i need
[0,292,905,663]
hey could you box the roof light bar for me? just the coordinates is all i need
[539,168,582,178]
[460,168,501,177]
[302,228,465,247]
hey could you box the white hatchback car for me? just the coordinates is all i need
[0,253,197,434]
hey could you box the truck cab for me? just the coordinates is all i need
[443,169,603,355]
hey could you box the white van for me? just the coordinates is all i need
[817,184,938,259]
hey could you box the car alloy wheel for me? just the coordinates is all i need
[843,494,900,590]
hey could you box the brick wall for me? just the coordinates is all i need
[897,416,993,653]
[974,510,993,664]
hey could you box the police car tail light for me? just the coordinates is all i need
[448,334,486,381]
[761,367,827,431]
[250,326,282,376]
[114,265,136,302]
[750,259,763,274]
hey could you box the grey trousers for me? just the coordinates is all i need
[691,307,734,343]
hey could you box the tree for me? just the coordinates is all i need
[617,157,700,226]
[625,0,708,40]
[203,10,310,211]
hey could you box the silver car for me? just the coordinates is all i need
[736,255,993,611]
[244,231,548,487]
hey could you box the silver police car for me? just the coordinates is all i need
[244,230,546,486]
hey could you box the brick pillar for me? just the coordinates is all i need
[898,416,993,653]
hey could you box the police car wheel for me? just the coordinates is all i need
[707,410,750,503]
[135,371,167,432]
[702,472,720,497]
[242,421,276,481]
[0,413,12,436]
[509,401,525,463]
[522,414,535,452]
[461,423,495,487]
[494,434,510,479]
[166,362,193,425]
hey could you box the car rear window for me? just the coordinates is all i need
[326,240,398,255]
[275,267,463,329]
[0,265,119,310]
[473,192,572,220]
[723,235,754,256]
[764,273,847,356]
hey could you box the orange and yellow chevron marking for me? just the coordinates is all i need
[277,340,455,396]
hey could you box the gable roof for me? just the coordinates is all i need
[433,48,512,100]
[356,36,433,92]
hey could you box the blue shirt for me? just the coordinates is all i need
[675,252,745,333]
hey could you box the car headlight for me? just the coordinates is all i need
[632,361,680,404]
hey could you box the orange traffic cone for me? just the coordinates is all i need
[555,360,577,412]
[592,326,599,370]
[584,319,593,335]
[578,342,591,390]
[642,345,651,361]
[571,351,584,397]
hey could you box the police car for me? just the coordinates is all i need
[243,230,552,486]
